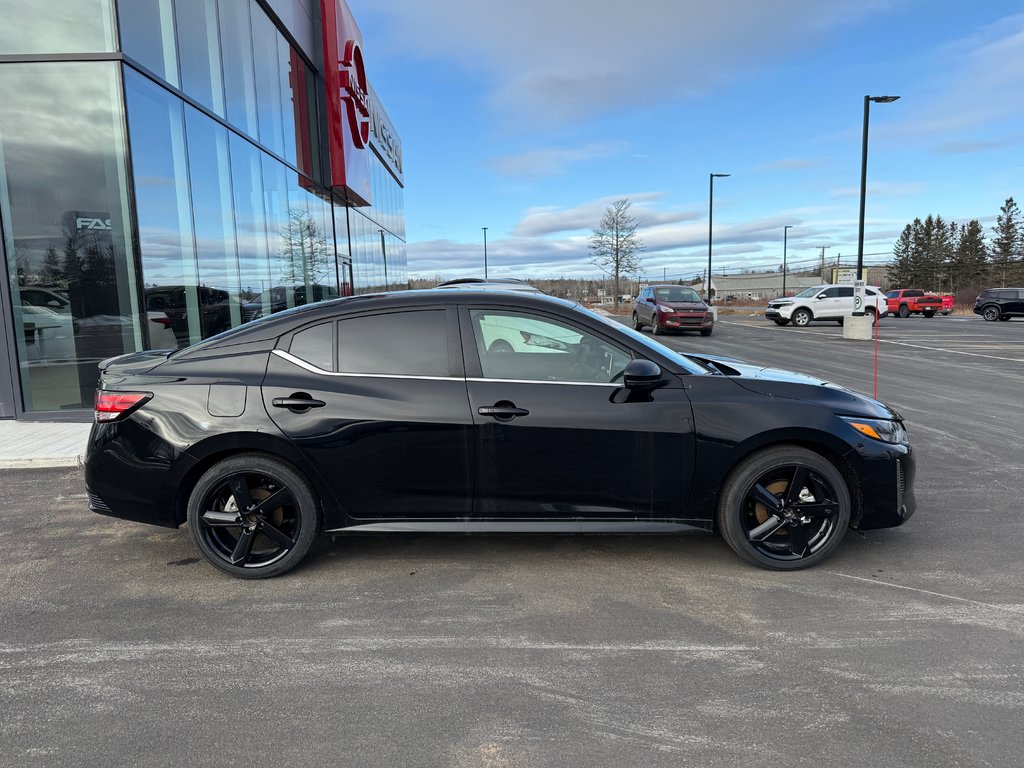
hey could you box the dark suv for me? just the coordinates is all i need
[973,288,1024,321]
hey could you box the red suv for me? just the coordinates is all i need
[633,285,714,336]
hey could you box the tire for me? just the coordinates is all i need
[700,328,713,337]
[866,308,877,326]
[998,315,1010,322]
[982,305,1001,322]
[651,320,662,335]
[922,310,935,318]
[941,310,951,316]
[791,308,812,327]
[898,304,910,318]
[632,312,643,331]
[187,454,321,579]
[773,319,789,326]
[716,446,851,571]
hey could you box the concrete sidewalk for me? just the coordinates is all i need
[0,420,92,469]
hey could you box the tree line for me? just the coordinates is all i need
[888,197,1022,298]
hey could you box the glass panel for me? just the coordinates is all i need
[219,0,259,138]
[0,0,115,55]
[337,311,448,376]
[470,310,631,384]
[229,133,272,323]
[251,9,285,158]
[261,152,293,312]
[175,0,225,114]
[289,322,333,370]
[184,107,240,337]
[125,68,200,348]
[118,0,180,88]
[0,62,140,412]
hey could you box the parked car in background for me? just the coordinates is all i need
[633,285,713,336]
[973,288,1024,321]
[242,284,341,323]
[85,289,915,579]
[935,294,955,315]
[885,289,944,318]
[765,285,886,327]
[146,285,235,345]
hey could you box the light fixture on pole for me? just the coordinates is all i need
[857,95,900,282]
[707,173,730,303]
[379,229,389,291]
[482,227,489,279]
[783,225,793,297]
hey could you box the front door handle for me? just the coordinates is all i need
[272,393,326,412]
[478,401,529,421]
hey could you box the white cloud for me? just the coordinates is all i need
[363,0,887,124]
[490,141,626,177]
[828,181,927,199]
[512,192,700,237]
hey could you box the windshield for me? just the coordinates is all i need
[654,287,701,303]
[580,305,707,375]
[794,286,823,298]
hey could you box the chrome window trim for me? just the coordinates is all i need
[273,349,459,381]
[467,377,621,388]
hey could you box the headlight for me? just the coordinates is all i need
[657,304,673,313]
[841,417,908,444]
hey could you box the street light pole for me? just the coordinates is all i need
[707,172,730,303]
[379,229,389,291]
[857,95,900,279]
[482,227,488,279]
[783,225,793,297]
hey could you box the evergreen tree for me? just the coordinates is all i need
[949,220,987,293]
[889,224,915,286]
[990,197,1021,286]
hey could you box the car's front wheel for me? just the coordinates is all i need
[983,305,1001,321]
[791,309,812,327]
[632,312,643,330]
[651,320,662,335]
[187,454,321,579]
[773,318,789,326]
[700,327,713,337]
[716,446,851,570]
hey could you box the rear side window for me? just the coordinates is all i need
[838,287,854,297]
[290,322,334,371]
[337,310,449,377]
[905,289,923,297]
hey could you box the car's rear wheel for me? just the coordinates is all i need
[791,309,812,327]
[983,305,1001,322]
[187,454,321,579]
[922,310,935,318]
[632,312,643,330]
[898,304,910,318]
[716,446,851,570]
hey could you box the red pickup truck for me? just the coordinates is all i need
[885,289,944,318]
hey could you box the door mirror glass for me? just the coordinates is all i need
[645,296,656,304]
[623,359,662,389]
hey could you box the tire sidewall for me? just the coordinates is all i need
[792,309,811,327]
[187,454,321,579]
[983,306,1000,321]
[716,446,851,570]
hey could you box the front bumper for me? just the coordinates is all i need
[656,312,712,331]
[765,307,791,320]
[847,442,916,530]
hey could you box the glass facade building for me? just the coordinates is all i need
[0,0,406,419]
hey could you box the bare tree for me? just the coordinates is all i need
[589,198,644,307]
[279,208,331,287]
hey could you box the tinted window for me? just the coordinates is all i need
[471,310,631,384]
[655,287,701,302]
[838,287,854,297]
[885,290,898,298]
[290,322,333,371]
[905,289,923,297]
[866,288,878,296]
[821,288,839,298]
[338,311,448,376]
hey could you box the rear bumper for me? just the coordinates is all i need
[84,418,195,528]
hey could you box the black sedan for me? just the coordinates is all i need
[85,290,915,578]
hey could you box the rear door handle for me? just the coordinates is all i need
[478,402,529,421]
[272,394,326,411]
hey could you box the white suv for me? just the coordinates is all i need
[765,285,887,327]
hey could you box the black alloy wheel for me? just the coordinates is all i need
[791,309,812,327]
[898,304,911,318]
[632,312,643,330]
[982,305,1001,322]
[716,446,851,570]
[187,454,320,579]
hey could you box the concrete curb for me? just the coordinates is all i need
[0,456,84,470]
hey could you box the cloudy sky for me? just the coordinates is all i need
[350,0,1024,281]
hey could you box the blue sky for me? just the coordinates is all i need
[350,0,1024,281]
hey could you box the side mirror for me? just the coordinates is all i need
[645,296,656,304]
[47,300,61,308]
[623,359,663,389]
[816,293,827,300]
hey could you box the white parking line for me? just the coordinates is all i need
[719,321,1024,363]
[827,572,1024,615]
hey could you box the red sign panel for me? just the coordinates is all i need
[320,0,371,205]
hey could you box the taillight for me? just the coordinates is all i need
[151,317,173,327]
[95,391,152,423]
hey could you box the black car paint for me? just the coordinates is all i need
[85,290,914,536]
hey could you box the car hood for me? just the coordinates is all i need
[767,298,795,306]
[662,301,707,311]
[686,353,898,419]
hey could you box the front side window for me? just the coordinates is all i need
[470,310,631,384]
[820,288,839,299]
[337,310,449,377]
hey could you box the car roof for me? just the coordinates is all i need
[173,289,579,354]
[435,277,542,292]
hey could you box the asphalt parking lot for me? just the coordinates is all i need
[2,313,1023,768]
